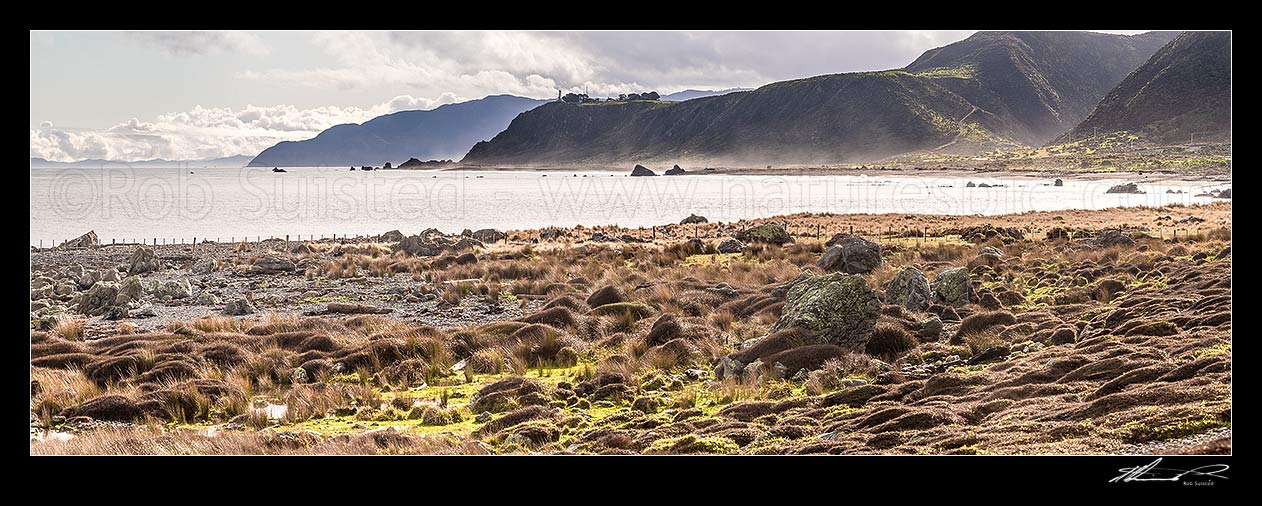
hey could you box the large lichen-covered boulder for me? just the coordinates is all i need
[931,267,972,307]
[394,235,441,256]
[716,238,745,253]
[769,272,880,352]
[885,267,932,311]
[471,229,507,243]
[736,223,793,245]
[817,234,881,274]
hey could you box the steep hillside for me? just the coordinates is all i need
[464,31,1176,166]
[905,31,1177,144]
[1058,31,1231,144]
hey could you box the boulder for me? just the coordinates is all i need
[290,243,312,255]
[768,272,881,352]
[381,230,405,242]
[190,259,216,275]
[631,165,657,177]
[885,267,932,311]
[153,279,193,300]
[736,223,792,245]
[251,255,297,274]
[117,276,144,304]
[931,267,972,307]
[539,228,567,241]
[223,298,256,316]
[195,290,222,305]
[59,231,99,249]
[1054,178,1064,187]
[128,246,160,274]
[817,234,881,274]
[471,229,507,243]
[1094,229,1136,248]
[665,165,686,176]
[1215,188,1231,199]
[680,214,708,225]
[716,238,746,254]
[965,181,977,188]
[75,282,122,316]
[394,235,441,256]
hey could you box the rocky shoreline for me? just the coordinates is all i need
[30,203,1231,455]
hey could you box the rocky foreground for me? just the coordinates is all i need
[30,203,1231,454]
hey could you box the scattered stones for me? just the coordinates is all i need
[326,302,393,314]
[817,234,881,274]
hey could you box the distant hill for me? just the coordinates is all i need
[247,95,549,167]
[30,154,253,168]
[904,31,1178,144]
[660,88,753,101]
[463,31,1176,166]
[1057,31,1231,145]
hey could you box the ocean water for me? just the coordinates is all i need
[28,166,1229,247]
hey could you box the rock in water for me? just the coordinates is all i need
[736,223,793,245]
[769,272,881,352]
[128,246,159,274]
[716,238,746,253]
[1216,188,1231,199]
[885,267,932,311]
[665,165,686,175]
[1105,182,1145,194]
[680,214,708,225]
[817,234,881,274]
[59,231,99,249]
[471,229,507,243]
[1054,178,1064,186]
[223,298,257,315]
[932,267,972,307]
[250,255,297,274]
[630,164,657,176]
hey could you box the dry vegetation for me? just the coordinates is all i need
[30,204,1231,455]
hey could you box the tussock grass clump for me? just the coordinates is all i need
[52,319,86,341]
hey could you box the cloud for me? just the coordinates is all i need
[127,31,271,56]
[30,93,466,162]
[236,31,977,100]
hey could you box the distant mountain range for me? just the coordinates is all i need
[660,88,753,101]
[1058,31,1231,145]
[463,31,1182,166]
[247,95,549,167]
[30,154,253,168]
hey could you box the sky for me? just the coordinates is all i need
[29,30,1147,162]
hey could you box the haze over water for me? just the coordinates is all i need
[29,167,1228,247]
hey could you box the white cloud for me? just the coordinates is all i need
[30,93,467,162]
[127,31,271,56]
